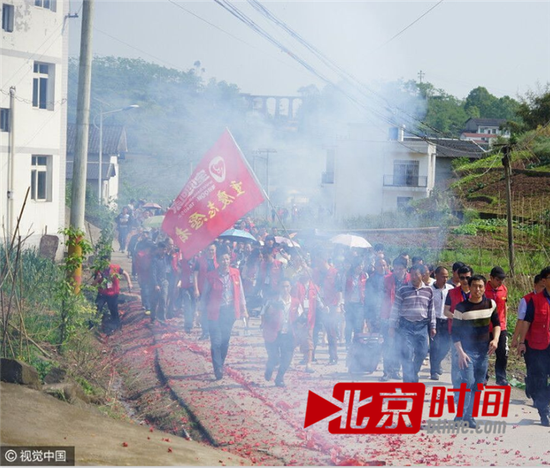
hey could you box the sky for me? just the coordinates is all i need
[68,1,550,100]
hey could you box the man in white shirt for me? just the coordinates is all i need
[429,266,454,380]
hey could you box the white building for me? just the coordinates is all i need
[460,118,510,145]
[1,0,69,258]
[321,125,436,220]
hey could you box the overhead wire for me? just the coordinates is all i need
[215,0,486,157]
[246,0,458,142]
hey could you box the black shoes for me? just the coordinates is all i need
[496,379,510,386]
[265,369,273,382]
[379,374,390,382]
[214,369,223,381]
[541,414,550,427]
[430,374,440,381]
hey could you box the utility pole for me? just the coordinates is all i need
[69,0,95,292]
[502,145,515,276]
[7,87,15,240]
[418,70,425,83]
[253,148,277,221]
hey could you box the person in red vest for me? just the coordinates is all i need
[512,274,545,401]
[518,266,550,426]
[194,244,218,340]
[262,280,303,387]
[485,266,509,385]
[379,256,409,381]
[292,271,320,373]
[444,265,472,391]
[256,247,284,303]
[93,256,133,332]
[312,252,343,365]
[343,259,368,347]
[200,250,248,380]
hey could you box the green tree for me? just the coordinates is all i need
[464,87,497,117]
[510,86,550,132]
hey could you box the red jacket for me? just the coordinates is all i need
[381,272,410,319]
[314,266,341,307]
[485,282,508,331]
[344,272,368,304]
[97,264,122,296]
[526,292,550,350]
[204,268,242,321]
[262,296,301,343]
[293,280,320,329]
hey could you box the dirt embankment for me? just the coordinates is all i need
[0,382,247,466]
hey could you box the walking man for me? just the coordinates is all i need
[200,251,248,380]
[452,275,500,429]
[389,264,436,383]
[518,267,550,426]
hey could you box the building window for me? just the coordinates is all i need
[33,62,53,109]
[397,197,413,211]
[393,160,419,187]
[2,3,14,32]
[31,155,51,201]
[34,0,55,11]
[0,108,9,132]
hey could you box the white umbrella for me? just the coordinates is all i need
[330,234,372,249]
[274,236,301,248]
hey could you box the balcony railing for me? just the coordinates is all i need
[322,172,335,184]
[383,174,428,188]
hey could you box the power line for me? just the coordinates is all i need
[369,0,445,54]
[221,0,481,156]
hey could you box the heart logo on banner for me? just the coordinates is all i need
[209,156,226,183]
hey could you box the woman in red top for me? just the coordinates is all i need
[262,280,303,387]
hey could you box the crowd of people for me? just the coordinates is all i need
[95,204,550,429]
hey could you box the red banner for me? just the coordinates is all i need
[162,129,265,259]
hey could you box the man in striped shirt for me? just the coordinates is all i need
[389,264,436,383]
[452,275,500,429]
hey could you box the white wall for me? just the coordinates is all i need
[1,0,68,258]
[329,130,435,220]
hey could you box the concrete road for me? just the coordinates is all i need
[109,250,550,466]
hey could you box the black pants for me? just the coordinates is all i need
[208,305,236,377]
[489,331,508,382]
[150,279,169,321]
[527,345,550,417]
[430,319,451,376]
[265,332,295,384]
[345,302,364,345]
[96,294,120,326]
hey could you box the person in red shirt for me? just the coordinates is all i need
[485,266,509,386]
[256,247,284,303]
[292,271,320,373]
[93,257,133,333]
[200,251,248,380]
[343,259,368,347]
[313,253,343,365]
[194,244,218,340]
